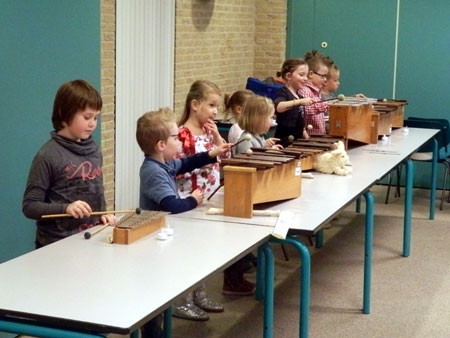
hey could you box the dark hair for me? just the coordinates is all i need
[304,50,328,73]
[280,58,308,80]
[52,79,102,131]
[223,90,254,120]
[136,107,175,155]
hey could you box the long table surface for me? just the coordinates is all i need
[173,127,439,233]
[170,127,439,338]
[0,127,438,338]
[0,217,272,335]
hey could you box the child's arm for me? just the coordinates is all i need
[159,193,201,214]
[276,98,313,113]
[176,143,231,175]
[23,156,78,219]
[177,152,216,175]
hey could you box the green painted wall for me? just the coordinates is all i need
[287,0,450,189]
[0,0,101,263]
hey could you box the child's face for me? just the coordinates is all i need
[259,107,275,135]
[162,123,180,161]
[309,64,329,89]
[324,69,340,93]
[59,107,99,141]
[194,93,221,125]
[286,64,309,91]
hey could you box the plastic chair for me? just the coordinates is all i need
[245,77,283,100]
[407,117,450,210]
[386,117,450,212]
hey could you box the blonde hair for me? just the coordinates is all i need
[238,95,274,135]
[178,80,222,126]
[223,89,254,120]
[136,107,175,155]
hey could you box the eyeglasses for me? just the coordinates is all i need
[313,71,328,79]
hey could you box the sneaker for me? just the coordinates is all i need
[194,296,224,312]
[242,260,256,274]
[172,303,209,321]
[323,222,332,229]
[242,253,258,273]
[241,278,256,289]
[222,276,255,296]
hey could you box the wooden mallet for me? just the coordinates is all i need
[82,208,142,240]
[41,208,141,219]
[84,223,110,239]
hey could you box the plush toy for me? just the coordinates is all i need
[313,140,352,176]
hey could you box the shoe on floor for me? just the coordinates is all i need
[172,303,209,321]
[323,222,332,229]
[194,296,224,312]
[222,277,255,296]
[240,278,256,289]
[243,260,256,274]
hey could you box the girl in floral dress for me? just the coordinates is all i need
[173,80,230,321]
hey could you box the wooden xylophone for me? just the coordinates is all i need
[220,152,302,218]
[372,99,407,129]
[328,97,407,146]
[280,136,345,169]
[112,210,167,244]
[220,136,346,218]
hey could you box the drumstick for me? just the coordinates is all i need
[206,208,280,216]
[311,94,345,105]
[231,133,252,149]
[84,223,110,239]
[41,207,141,219]
[207,181,223,201]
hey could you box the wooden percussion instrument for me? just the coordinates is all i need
[281,136,345,169]
[328,97,407,146]
[372,99,407,129]
[112,210,167,244]
[221,152,302,218]
[328,98,374,146]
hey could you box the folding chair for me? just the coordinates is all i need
[386,117,450,213]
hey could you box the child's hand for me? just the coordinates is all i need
[209,142,232,158]
[66,200,92,219]
[204,118,220,137]
[101,214,117,225]
[271,144,284,150]
[191,188,204,205]
[265,137,280,148]
[301,98,314,106]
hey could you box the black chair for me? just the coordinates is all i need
[386,117,450,211]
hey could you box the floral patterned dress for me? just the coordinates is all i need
[176,126,229,198]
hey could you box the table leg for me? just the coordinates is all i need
[254,243,274,338]
[262,243,274,338]
[315,229,323,248]
[271,237,311,338]
[256,245,265,300]
[363,191,374,314]
[0,319,105,338]
[163,307,172,338]
[429,139,438,220]
[403,159,413,257]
